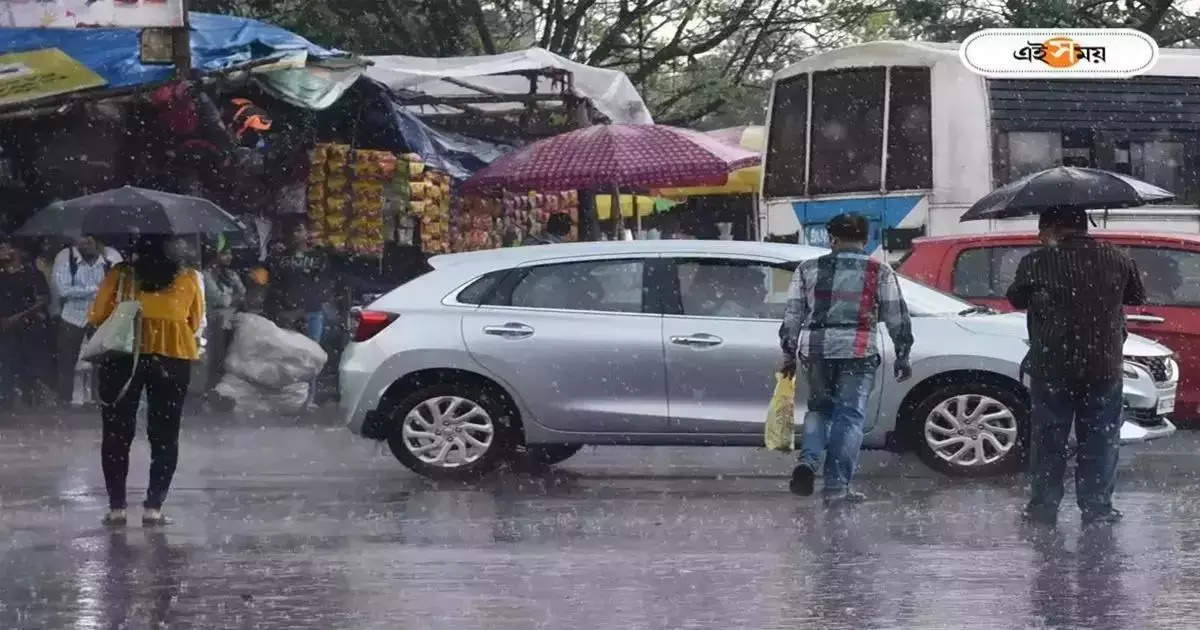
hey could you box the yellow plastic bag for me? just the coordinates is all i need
[764,373,796,452]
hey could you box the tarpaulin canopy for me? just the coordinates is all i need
[0,12,360,106]
[365,47,653,125]
[324,78,512,180]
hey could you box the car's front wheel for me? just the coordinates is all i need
[909,382,1029,477]
[386,383,516,480]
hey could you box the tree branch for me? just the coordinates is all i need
[558,0,602,56]
[627,0,761,83]
[458,0,496,53]
[586,0,673,65]
[1138,0,1177,36]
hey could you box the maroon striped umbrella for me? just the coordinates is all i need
[461,124,760,194]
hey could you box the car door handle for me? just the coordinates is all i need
[1128,314,1166,324]
[670,333,724,347]
[482,323,535,338]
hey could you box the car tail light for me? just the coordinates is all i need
[352,310,397,342]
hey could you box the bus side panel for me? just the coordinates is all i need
[790,195,927,255]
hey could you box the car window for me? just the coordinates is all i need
[676,259,794,319]
[455,270,507,304]
[508,260,644,313]
[952,247,1034,298]
[1125,247,1200,307]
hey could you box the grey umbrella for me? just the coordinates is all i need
[960,166,1174,222]
[15,186,244,237]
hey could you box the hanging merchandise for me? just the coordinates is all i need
[421,171,452,254]
[405,155,452,254]
[308,144,456,255]
[348,149,396,255]
[455,189,579,252]
[387,155,414,245]
[309,143,400,255]
[309,143,351,250]
[455,196,502,251]
[505,189,579,245]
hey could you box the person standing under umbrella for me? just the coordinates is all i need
[1007,208,1145,526]
[88,236,205,527]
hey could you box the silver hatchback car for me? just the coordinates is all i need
[340,240,1177,480]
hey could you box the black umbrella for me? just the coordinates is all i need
[15,186,244,237]
[960,166,1174,222]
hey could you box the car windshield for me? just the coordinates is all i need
[898,275,974,316]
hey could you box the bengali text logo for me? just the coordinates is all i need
[961,29,1158,78]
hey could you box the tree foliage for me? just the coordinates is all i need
[192,0,1200,128]
[888,0,1200,46]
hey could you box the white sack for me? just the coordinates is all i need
[215,374,309,416]
[224,313,327,389]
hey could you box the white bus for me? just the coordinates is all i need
[761,40,1200,255]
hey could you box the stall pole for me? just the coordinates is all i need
[752,195,761,241]
[610,182,621,240]
[172,1,191,80]
[634,194,642,239]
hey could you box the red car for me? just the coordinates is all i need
[900,231,1200,421]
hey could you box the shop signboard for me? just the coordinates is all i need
[0,48,107,107]
[1,0,185,28]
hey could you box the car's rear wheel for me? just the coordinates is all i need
[386,383,517,480]
[909,382,1029,477]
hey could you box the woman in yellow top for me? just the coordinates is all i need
[88,235,205,527]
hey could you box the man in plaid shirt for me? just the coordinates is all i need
[779,214,913,504]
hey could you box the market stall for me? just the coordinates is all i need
[461,123,758,240]
[0,12,367,232]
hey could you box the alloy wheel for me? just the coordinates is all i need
[401,396,495,468]
[923,394,1018,467]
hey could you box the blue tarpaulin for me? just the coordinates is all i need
[0,12,345,90]
[335,79,511,180]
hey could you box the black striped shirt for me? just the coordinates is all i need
[1007,235,1145,385]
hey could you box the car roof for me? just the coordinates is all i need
[427,240,830,274]
[913,231,1200,247]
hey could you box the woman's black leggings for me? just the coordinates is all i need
[98,354,192,510]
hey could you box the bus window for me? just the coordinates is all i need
[996,130,1191,202]
[764,74,809,198]
[810,67,885,195]
[886,67,932,190]
[1005,131,1062,180]
[1131,141,1185,195]
[988,77,1200,202]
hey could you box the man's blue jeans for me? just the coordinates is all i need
[799,357,877,495]
[303,310,325,407]
[1028,378,1123,519]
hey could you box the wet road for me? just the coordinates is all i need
[4,413,1200,629]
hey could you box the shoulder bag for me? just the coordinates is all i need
[81,268,142,403]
